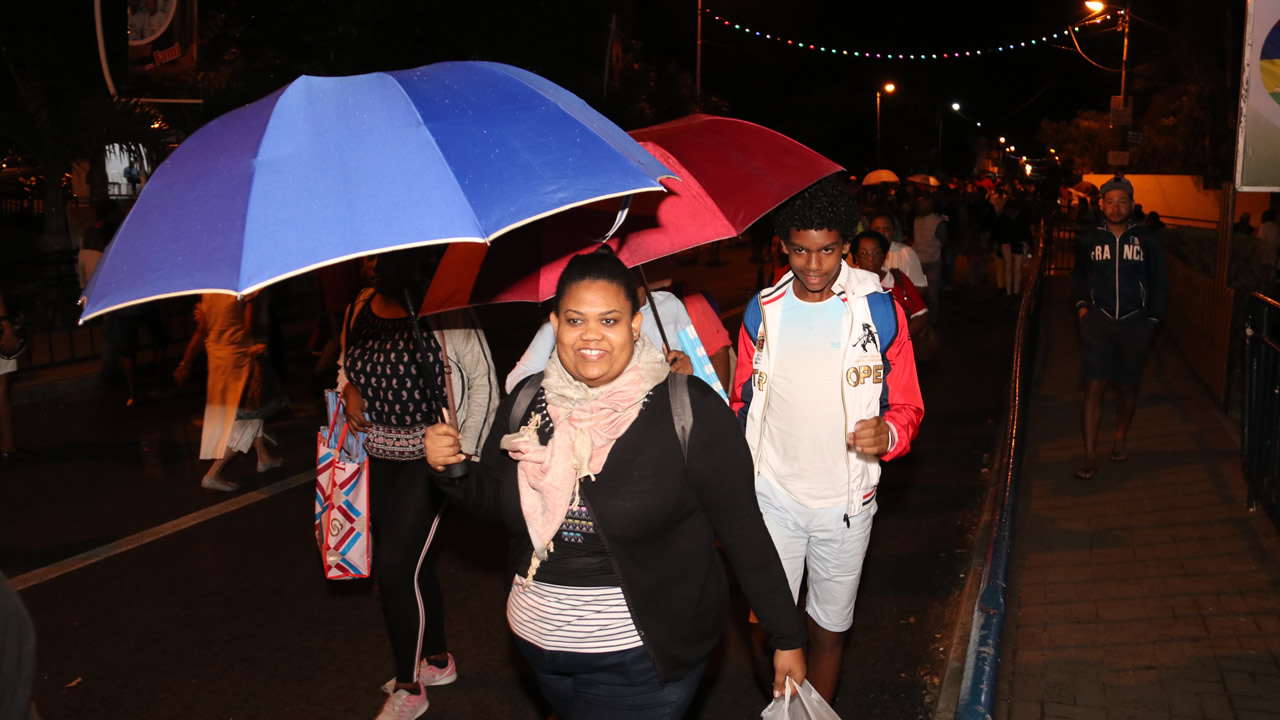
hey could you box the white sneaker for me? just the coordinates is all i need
[201,476,239,492]
[382,654,457,694]
[375,683,428,720]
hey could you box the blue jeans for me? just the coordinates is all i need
[515,637,705,720]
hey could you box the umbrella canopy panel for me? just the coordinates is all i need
[863,169,900,185]
[81,62,673,320]
[628,114,842,233]
[421,116,843,315]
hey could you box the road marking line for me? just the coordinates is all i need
[11,470,313,592]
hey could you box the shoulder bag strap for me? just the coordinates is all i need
[668,373,692,463]
[509,372,545,432]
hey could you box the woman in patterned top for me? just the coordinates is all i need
[426,246,806,719]
[335,247,464,720]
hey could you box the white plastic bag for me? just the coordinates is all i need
[760,678,840,720]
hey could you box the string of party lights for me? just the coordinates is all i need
[703,7,1124,61]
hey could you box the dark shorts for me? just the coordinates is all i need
[1079,308,1156,386]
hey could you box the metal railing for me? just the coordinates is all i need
[1043,219,1076,275]
[1243,293,1280,524]
[955,241,1046,719]
[4,251,190,370]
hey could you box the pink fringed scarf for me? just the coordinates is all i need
[500,336,670,580]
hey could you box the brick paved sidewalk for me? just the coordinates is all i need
[996,277,1280,720]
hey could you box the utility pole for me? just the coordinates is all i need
[1120,0,1130,98]
[696,0,706,103]
[876,90,883,168]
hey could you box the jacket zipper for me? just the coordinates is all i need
[1113,229,1121,318]
[753,303,773,464]
[840,296,853,527]
[580,493,664,676]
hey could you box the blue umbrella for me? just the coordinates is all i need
[80,61,674,321]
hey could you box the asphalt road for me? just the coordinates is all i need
[5,245,1015,719]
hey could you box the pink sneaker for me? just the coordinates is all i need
[374,683,428,720]
[381,654,457,694]
[418,654,457,687]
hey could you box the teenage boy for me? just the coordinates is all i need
[731,179,925,702]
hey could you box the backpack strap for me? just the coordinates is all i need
[866,291,898,352]
[668,373,692,462]
[509,372,545,432]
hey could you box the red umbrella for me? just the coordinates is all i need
[421,114,842,314]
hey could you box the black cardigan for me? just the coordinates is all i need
[433,375,806,683]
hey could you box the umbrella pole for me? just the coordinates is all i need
[635,265,672,353]
[402,288,466,477]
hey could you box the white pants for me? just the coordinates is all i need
[755,474,876,633]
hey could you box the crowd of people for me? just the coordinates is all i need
[377,178,926,719]
[4,164,1178,719]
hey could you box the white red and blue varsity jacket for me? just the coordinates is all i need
[729,264,925,519]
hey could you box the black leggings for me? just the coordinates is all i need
[369,457,447,683]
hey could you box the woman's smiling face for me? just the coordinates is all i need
[550,279,643,387]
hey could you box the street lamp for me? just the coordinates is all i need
[876,82,896,168]
[951,102,961,111]
[999,136,1007,144]
[1084,1,1131,97]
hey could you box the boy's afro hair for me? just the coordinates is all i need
[772,177,859,244]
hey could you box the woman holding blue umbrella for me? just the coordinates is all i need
[338,247,498,720]
[425,246,806,718]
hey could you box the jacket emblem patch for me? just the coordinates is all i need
[855,323,879,352]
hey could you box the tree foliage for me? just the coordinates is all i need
[1038,0,1241,184]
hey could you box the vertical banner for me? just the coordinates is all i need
[125,0,198,99]
[1236,0,1280,190]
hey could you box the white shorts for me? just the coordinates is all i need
[755,474,876,633]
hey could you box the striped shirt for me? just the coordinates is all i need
[506,576,643,653]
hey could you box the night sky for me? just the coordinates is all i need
[5,0,1241,179]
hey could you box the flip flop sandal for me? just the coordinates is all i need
[1075,466,1096,480]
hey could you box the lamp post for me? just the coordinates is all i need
[1084,1,1131,98]
[876,83,895,168]
[696,0,703,102]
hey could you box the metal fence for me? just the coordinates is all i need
[1043,219,1077,275]
[1243,293,1280,525]
[4,250,192,370]
[955,242,1046,719]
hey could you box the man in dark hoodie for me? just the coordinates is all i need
[1072,175,1167,479]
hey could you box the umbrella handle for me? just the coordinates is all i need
[401,288,468,478]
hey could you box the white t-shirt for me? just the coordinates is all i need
[758,291,849,508]
[885,241,927,287]
[505,290,693,393]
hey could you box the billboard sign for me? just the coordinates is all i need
[1236,0,1280,190]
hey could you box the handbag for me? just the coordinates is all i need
[315,389,372,579]
[760,678,841,720]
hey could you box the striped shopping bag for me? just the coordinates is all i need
[315,390,371,579]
